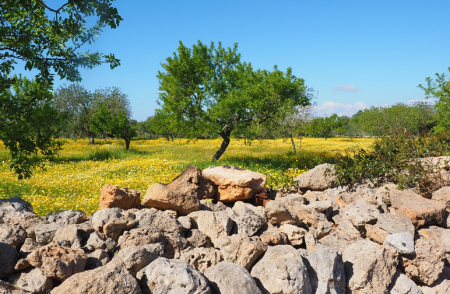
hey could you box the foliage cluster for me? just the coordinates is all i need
[332,131,450,196]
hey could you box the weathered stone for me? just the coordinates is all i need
[215,234,266,270]
[228,202,266,236]
[294,163,336,191]
[100,184,141,210]
[306,200,332,213]
[134,208,184,234]
[0,197,36,221]
[342,239,398,294]
[402,231,446,285]
[376,212,416,237]
[8,268,53,294]
[0,279,31,294]
[264,200,298,226]
[279,223,307,246]
[384,232,415,255]
[91,208,137,240]
[19,238,39,258]
[188,210,233,245]
[365,224,390,244]
[34,223,63,245]
[0,242,17,278]
[139,257,211,294]
[14,258,30,271]
[202,165,266,202]
[110,245,160,276]
[84,231,107,252]
[432,186,450,209]
[43,210,87,225]
[8,215,47,240]
[186,229,213,248]
[0,223,27,249]
[259,225,288,246]
[319,219,362,252]
[390,188,446,228]
[199,199,227,212]
[389,273,422,294]
[301,244,346,294]
[345,199,379,228]
[205,261,262,294]
[251,245,312,294]
[419,227,450,261]
[27,242,87,281]
[178,216,192,230]
[53,224,82,249]
[85,249,110,269]
[179,247,223,273]
[50,262,142,294]
[142,166,213,214]
[420,280,450,294]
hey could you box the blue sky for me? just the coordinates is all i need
[21,0,450,121]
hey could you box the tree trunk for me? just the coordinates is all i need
[212,131,231,161]
[89,133,95,145]
[125,139,130,150]
[290,135,296,153]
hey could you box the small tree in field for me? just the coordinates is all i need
[157,41,313,161]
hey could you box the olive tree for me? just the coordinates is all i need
[157,41,313,161]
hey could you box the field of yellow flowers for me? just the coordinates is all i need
[0,137,372,216]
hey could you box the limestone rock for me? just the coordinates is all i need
[19,238,39,258]
[345,199,379,228]
[342,239,398,293]
[134,208,184,234]
[85,249,110,269]
[186,229,213,248]
[27,242,87,281]
[301,244,346,294]
[259,225,288,246]
[228,202,266,236]
[202,165,266,202]
[0,280,31,294]
[34,223,63,245]
[199,199,227,212]
[432,186,450,209]
[383,232,415,255]
[365,224,390,244]
[188,210,233,245]
[0,223,27,249]
[0,197,36,221]
[109,245,159,276]
[279,223,307,246]
[251,245,312,294]
[179,247,223,273]
[204,261,262,294]
[390,189,446,228]
[53,224,82,249]
[215,234,267,270]
[91,208,137,241]
[100,184,141,210]
[139,257,211,294]
[376,212,416,237]
[294,163,336,191]
[319,219,362,253]
[0,243,17,278]
[264,200,298,226]
[43,210,87,225]
[389,273,422,294]
[8,268,53,294]
[50,262,142,294]
[142,165,214,214]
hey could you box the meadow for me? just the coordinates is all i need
[0,137,373,216]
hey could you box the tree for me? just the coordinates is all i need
[1,0,122,178]
[0,75,61,179]
[419,67,450,133]
[157,41,312,161]
[150,109,178,141]
[306,114,341,139]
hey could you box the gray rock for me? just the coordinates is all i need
[342,239,398,294]
[135,208,184,234]
[186,229,213,248]
[140,257,211,294]
[0,279,31,294]
[0,242,17,278]
[0,223,27,249]
[215,234,266,270]
[188,210,233,245]
[264,200,298,226]
[84,231,107,251]
[389,273,423,294]
[227,203,266,237]
[50,262,142,294]
[178,215,192,230]
[383,232,415,255]
[110,245,160,276]
[53,224,82,249]
[91,208,137,241]
[259,225,288,246]
[85,249,110,269]
[199,199,227,212]
[34,223,63,245]
[432,186,450,209]
[306,200,332,213]
[19,238,39,258]
[8,268,53,294]
[301,244,346,294]
[345,199,379,228]
[251,245,312,294]
[376,212,415,237]
[205,261,262,294]
[43,210,87,226]
[319,219,362,253]
[0,197,35,221]
[279,224,307,246]
[179,247,223,273]
[294,163,336,191]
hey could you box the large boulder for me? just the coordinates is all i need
[204,261,262,294]
[0,197,36,221]
[142,166,213,214]
[138,257,211,294]
[390,189,446,228]
[293,163,336,191]
[342,240,398,294]
[202,165,266,202]
[27,242,87,281]
[100,184,141,210]
[251,245,312,294]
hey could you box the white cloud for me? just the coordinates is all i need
[333,84,362,92]
[313,101,367,117]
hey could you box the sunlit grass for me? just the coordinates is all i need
[0,137,373,216]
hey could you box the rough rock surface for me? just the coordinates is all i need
[342,239,398,294]
[389,273,423,294]
[179,247,223,273]
[8,268,53,294]
[188,210,233,245]
[0,243,17,278]
[383,232,415,255]
[228,201,266,236]
[251,245,312,294]
[0,223,27,249]
[432,186,450,209]
[100,184,141,210]
[205,261,262,294]
[319,219,362,252]
[294,163,336,191]
[202,165,266,202]
[44,210,87,225]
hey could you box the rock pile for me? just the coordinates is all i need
[1,163,450,293]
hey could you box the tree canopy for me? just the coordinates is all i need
[157,41,313,161]
[0,0,122,178]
